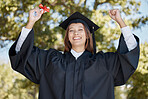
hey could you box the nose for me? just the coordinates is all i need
[74,31,78,35]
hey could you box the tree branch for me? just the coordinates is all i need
[43,0,70,10]
[84,0,87,6]
[93,0,109,10]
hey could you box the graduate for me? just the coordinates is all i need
[9,7,140,99]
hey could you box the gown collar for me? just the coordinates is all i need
[64,49,93,62]
[70,49,84,60]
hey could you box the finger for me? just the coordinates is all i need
[112,10,116,15]
[113,9,120,16]
[110,10,112,14]
[110,10,115,15]
[30,7,38,13]
[114,9,120,14]
[36,7,40,10]
[35,7,39,10]
[33,7,39,13]
[38,10,43,17]
[109,10,115,19]
[33,8,41,16]
[36,7,40,12]
[40,9,44,14]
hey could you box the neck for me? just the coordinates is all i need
[72,46,85,53]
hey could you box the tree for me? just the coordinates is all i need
[0,0,147,50]
[0,63,38,99]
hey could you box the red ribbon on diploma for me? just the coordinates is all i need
[39,4,49,13]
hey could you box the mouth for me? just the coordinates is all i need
[73,37,82,40]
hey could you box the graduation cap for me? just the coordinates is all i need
[59,12,100,54]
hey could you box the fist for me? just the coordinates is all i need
[28,7,43,23]
[109,9,122,23]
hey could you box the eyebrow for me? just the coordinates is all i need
[69,26,84,29]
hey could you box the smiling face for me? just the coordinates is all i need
[68,23,86,49]
[64,22,94,53]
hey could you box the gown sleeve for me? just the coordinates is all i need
[104,34,140,86]
[9,29,55,84]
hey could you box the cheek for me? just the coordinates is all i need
[83,33,86,41]
[68,33,73,41]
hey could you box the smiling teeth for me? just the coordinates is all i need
[74,37,81,40]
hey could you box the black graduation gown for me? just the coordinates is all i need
[9,29,140,99]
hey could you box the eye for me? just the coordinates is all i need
[69,29,74,32]
[78,29,83,31]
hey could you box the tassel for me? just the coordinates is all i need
[92,26,96,55]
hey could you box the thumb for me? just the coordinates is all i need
[38,9,44,17]
[40,9,44,14]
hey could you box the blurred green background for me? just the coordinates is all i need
[0,0,148,99]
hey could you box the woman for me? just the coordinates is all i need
[9,7,140,99]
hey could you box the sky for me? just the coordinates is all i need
[133,0,148,43]
[0,0,148,64]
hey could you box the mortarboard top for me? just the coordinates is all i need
[59,12,100,54]
[59,12,100,33]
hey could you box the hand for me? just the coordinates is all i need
[109,9,122,23]
[109,9,126,28]
[26,7,43,29]
[29,7,43,23]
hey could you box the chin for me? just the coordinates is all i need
[72,43,85,47]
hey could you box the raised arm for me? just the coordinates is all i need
[15,7,43,53]
[109,9,137,51]
[9,7,50,84]
[104,9,140,86]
